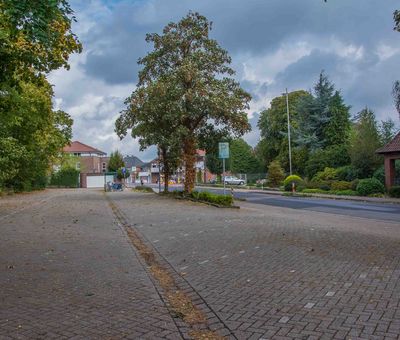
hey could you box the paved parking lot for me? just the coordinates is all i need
[1,189,400,339]
[0,190,181,339]
[111,191,400,339]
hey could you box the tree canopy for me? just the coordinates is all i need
[0,0,81,191]
[116,12,251,193]
[108,151,125,172]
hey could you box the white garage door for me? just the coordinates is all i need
[87,175,104,188]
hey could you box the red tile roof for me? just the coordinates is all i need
[63,141,106,156]
[376,132,400,154]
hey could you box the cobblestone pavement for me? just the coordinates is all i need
[0,189,182,339]
[109,191,400,340]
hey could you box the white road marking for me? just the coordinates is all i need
[180,266,188,270]
[304,302,315,309]
[198,260,209,265]
[221,255,228,258]
[254,246,260,249]
[239,250,245,254]
[153,240,159,243]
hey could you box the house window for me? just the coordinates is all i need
[76,162,80,170]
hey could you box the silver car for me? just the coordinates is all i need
[224,176,245,185]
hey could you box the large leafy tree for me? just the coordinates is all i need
[123,12,251,193]
[116,78,182,192]
[0,0,82,83]
[0,0,81,190]
[230,139,262,174]
[0,81,73,190]
[349,108,382,178]
[257,90,310,173]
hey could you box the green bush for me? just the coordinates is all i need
[356,178,385,196]
[330,181,352,191]
[334,190,358,196]
[283,175,303,191]
[134,185,154,193]
[305,145,350,178]
[336,165,360,182]
[302,188,329,194]
[312,167,338,182]
[388,186,400,198]
[351,179,359,191]
[191,191,233,206]
[50,167,79,188]
[267,160,285,187]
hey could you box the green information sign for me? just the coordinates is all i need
[218,142,229,159]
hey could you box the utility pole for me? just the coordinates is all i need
[285,88,293,176]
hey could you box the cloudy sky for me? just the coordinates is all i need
[49,0,400,161]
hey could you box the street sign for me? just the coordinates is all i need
[122,167,126,174]
[218,142,229,159]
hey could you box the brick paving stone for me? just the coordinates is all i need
[110,190,400,339]
[0,189,182,339]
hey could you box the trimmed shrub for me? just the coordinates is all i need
[356,178,385,196]
[330,181,352,191]
[389,186,400,198]
[283,175,303,191]
[191,191,233,206]
[134,185,154,193]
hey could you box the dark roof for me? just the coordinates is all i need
[376,132,400,154]
[123,155,145,168]
[63,141,106,156]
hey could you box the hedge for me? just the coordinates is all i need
[50,167,80,188]
[389,186,400,198]
[356,178,385,196]
[191,191,233,206]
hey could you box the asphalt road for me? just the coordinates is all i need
[206,188,400,222]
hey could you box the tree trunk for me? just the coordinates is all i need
[183,136,196,194]
[161,148,169,193]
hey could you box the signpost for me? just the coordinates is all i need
[218,142,229,195]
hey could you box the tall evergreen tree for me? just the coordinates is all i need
[349,108,382,178]
[230,139,261,174]
[296,72,350,150]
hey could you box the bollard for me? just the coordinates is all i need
[292,181,296,193]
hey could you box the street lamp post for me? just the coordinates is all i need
[285,88,293,176]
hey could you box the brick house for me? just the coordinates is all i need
[62,141,111,188]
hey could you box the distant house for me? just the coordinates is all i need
[123,155,145,184]
[62,141,111,188]
[137,149,208,184]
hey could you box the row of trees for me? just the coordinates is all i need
[256,72,398,182]
[0,0,81,191]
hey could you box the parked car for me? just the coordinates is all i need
[224,176,246,185]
